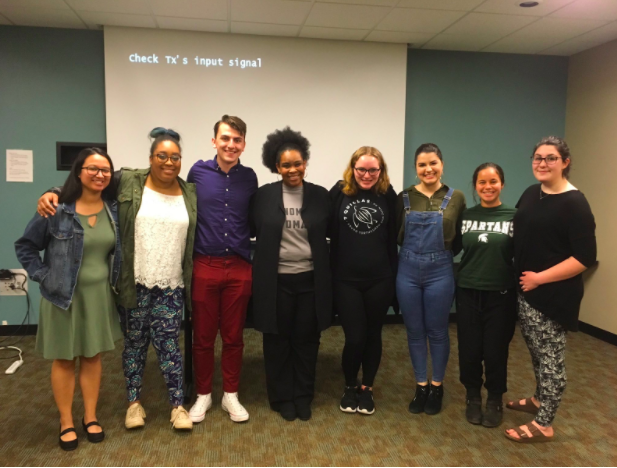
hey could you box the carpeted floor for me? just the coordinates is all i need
[1,323,616,466]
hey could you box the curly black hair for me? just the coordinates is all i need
[261,127,310,174]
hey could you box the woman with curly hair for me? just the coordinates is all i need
[329,147,398,415]
[250,127,331,422]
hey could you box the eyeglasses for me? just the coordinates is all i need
[530,155,562,165]
[82,166,111,176]
[354,167,381,176]
[154,153,182,163]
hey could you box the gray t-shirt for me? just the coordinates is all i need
[279,184,313,274]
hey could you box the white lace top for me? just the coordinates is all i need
[134,186,189,290]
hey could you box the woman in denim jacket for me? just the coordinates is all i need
[16,148,121,451]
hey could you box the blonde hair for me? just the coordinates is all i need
[341,146,390,196]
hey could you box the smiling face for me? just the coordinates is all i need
[475,167,503,208]
[78,154,111,194]
[212,122,246,168]
[532,144,570,185]
[149,140,181,184]
[415,152,443,187]
[276,149,306,188]
[353,155,381,191]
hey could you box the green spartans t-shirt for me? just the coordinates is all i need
[457,204,516,291]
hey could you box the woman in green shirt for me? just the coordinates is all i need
[456,163,516,428]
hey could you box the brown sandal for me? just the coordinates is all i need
[505,423,553,444]
[506,397,538,415]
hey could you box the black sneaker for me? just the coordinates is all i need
[482,399,503,428]
[339,385,359,413]
[465,397,482,425]
[424,383,444,415]
[357,387,375,415]
[408,384,430,414]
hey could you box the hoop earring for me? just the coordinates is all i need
[304,170,308,180]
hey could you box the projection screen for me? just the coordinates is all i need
[104,26,407,191]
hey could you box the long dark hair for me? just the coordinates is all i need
[58,148,116,204]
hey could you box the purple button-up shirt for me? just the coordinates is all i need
[187,155,258,262]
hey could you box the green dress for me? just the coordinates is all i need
[36,208,122,360]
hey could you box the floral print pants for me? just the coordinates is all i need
[518,294,567,427]
[118,284,184,407]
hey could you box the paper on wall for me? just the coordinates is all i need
[6,150,33,182]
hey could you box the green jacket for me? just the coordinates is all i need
[116,168,197,310]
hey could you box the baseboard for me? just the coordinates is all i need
[0,324,38,337]
[578,321,617,346]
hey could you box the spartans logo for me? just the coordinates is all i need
[478,233,489,243]
[343,198,384,235]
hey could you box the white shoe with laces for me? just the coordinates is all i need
[221,392,249,422]
[170,406,193,431]
[125,403,146,429]
[189,393,213,423]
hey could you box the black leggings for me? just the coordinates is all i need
[334,278,395,387]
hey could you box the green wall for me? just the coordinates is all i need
[0,26,106,324]
[0,27,569,325]
[405,49,568,207]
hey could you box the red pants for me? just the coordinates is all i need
[192,255,252,394]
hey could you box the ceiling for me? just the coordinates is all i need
[1,0,617,56]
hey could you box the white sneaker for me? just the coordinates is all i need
[170,406,193,431]
[125,403,146,429]
[189,393,213,423]
[221,392,249,422]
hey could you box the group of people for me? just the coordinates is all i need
[15,114,596,451]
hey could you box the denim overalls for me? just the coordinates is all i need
[396,188,456,383]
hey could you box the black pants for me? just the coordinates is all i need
[456,286,516,398]
[335,277,395,387]
[263,272,320,410]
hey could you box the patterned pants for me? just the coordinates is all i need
[118,284,185,407]
[518,294,567,426]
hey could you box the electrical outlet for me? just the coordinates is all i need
[1,321,7,326]
[0,269,28,296]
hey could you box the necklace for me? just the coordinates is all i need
[540,187,551,200]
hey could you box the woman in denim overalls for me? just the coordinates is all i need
[396,143,466,415]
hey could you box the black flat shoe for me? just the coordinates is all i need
[465,397,483,425]
[424,384,444,415]
[408,384,430,414]
[59,427,78,451]
[296,405,312,421]
[482,400,503,428]
[82,419,105,443]
[279,403,297,422]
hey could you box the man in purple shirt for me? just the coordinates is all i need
[187,115,257,423]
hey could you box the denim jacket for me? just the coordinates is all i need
[15,200,122,310]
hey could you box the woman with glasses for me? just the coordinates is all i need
[505,137,596,443]
[250,127,331,422]
[16,148,122,450]
[36,128,197,432]
[329,147,398,415]
[396,143,466,416]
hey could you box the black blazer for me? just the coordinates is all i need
[328,181,399,311]
[250,181,332,334]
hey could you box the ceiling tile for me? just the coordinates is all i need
[364,30,434,45]
[423,33,500,51]
[78,11,156,29]
[315,0,397,5]
[443,13,536,36]
[484,16,607,52]
[475,0,575,17]
[0,0,68,9]
[483,37,548,54]
[232,0,311,25]
[397,0,484,11]
[540,39,602,55]
[299,26,368,41]
[65,0,151,15]
[572,21,617,45]
[550,0,617,21]
[1,8,85,28]
[540,21,617,54]
[231,21,300,36]
[376,8,466,33]
[157,16,228,33]
[149,0,227,21]
[305,3,390,29]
